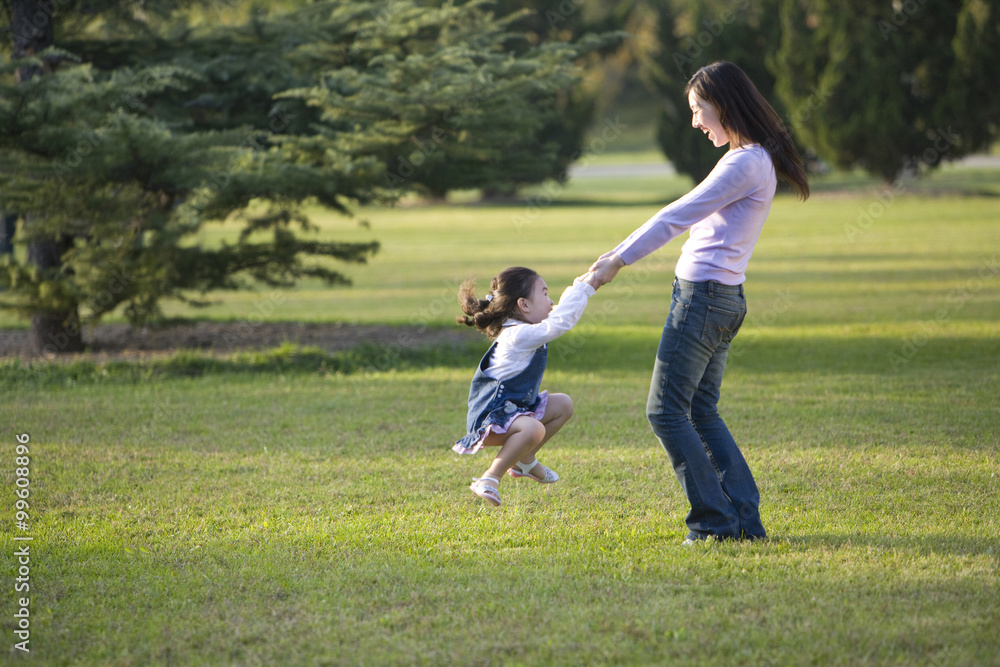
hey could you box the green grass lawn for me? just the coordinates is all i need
[3,164,999,665]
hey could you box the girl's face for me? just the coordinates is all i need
[689,92,729,148]
[517,276,554,324]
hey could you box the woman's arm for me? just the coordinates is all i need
[588,147,772,287]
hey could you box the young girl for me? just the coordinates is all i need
[454,266,597,507]
[589,61,810,544]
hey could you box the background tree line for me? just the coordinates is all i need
[2,0,997,353]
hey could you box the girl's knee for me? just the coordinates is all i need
[526,417,547,443]
[550,392,574,419]
[513,415,547,443]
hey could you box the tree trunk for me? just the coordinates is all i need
[13,0,84,354]
[0,213,16,254]
[11,0,53,80]
[26,237,84,354]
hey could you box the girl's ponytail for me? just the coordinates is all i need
[457,267,540,339]
[457,281,495,329]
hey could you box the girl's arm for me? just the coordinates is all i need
[504,279,596,351]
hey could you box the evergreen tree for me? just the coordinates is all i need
[313,0,625,199]
[0,0,596,354]
[467,0,631,196]
[772,0,1000,183]
[282,1,610,199]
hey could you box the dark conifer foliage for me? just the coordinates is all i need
[772,0,1000,183]
[0,1,601,353]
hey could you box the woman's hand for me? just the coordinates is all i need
[588,252,625,288]
[576,271,600,290]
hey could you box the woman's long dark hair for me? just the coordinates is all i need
[457,266,540,340]
[686,61,810,200]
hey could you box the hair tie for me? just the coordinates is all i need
[485,294,494,302]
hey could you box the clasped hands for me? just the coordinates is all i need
[576,251,625,291]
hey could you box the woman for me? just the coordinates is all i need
[589,61,809,544]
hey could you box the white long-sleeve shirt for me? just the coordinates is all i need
[485,279,596,380]
[614,144,777,285]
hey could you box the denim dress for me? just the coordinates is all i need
[453,341,549,455]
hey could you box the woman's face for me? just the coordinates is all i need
[688,91,730,148]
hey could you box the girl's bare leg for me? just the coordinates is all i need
[478,416,547,488]
[518,393,574,480]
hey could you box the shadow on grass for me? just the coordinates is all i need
[725,334,997,376]
[0,342,477,390]
[778,532,1000,559]
[805,166,1000,198]
[750,255,1000,283]
[552,330,996,377]
[4,327,994,390]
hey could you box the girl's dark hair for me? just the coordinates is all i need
[686,61,810,200]
[457,266,540,339]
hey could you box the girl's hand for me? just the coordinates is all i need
[577,271,600,290]
[588,252,625,288]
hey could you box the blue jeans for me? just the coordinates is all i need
[647,278,766,541]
